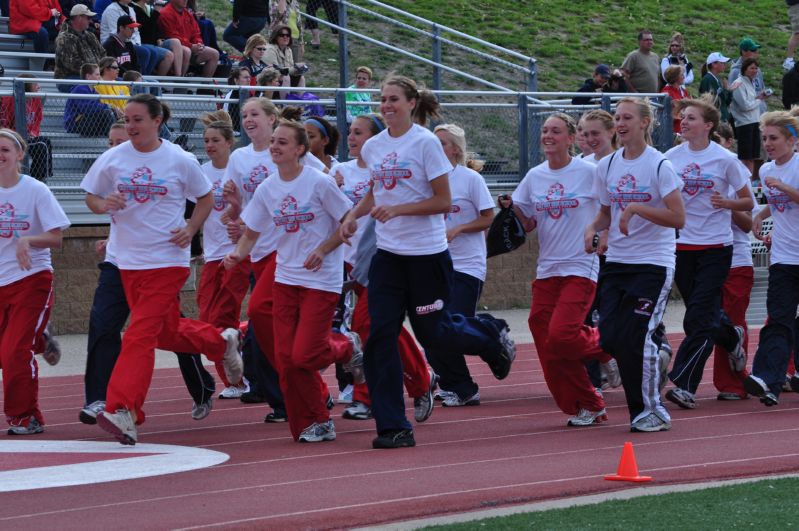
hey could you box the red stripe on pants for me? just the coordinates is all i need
[529,276,606,415]
[273,282,352,440]
[350,283,430,406]
[197,258,251,386]
[713,266,753,395]
[106,267,226,423]
[0,270,52,426]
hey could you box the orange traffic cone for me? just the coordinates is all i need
[604,441,652,482]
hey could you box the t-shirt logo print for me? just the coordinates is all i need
[371,152,412,190]
[536,183,579,219]
[211,179,226,211]
[765,179,793,212]
[117,167,168,204]
[680,163,714,196]
[344,181,370,205]
[444,203,461,220]
[609,174,652,211]
[272,195,314,233]
[0,203,30,238]
[243,165,270,195]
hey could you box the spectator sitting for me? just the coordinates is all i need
[96,56,131,112]
[101,0,174,76]
[571,63,611,105]
[188,0,220,53]
[131,0,189,76]
[237,34,269,84]
[661,65,690,134]
[783,58,799,109]
[158,0,219,78]
[55,5,107,92]
[9,0,65,53]
[0,75,53,181]
[103,15,141,76]
[269,0,304,61]
[346,65,373,122]
[265,24,307,88]
[256,66,282,99]
[660,32,694,87]
[222,0,268,53]
[64,62,121,136]
[223,67,252,133]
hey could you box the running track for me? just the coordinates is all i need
[4,330,799,530]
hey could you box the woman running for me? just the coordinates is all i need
[0,128,69,435]
[744,111,799,406]
[80,94,243,445]
[305,116,339,170]
[339,75,516,449]
[585,97,685,432]
[664,96,753,410]
[224,120,363,442]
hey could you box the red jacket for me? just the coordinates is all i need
[157,3,203,47]
[0,96,43,137]
[9,0,65,35]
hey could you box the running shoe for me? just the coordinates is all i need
[337,384,354,405]
[743,374,778,406]
[600,359,622,389]
[486,318,515,380]
[191,397,213,420]
[413,372,438,423]
[630,413,671,433]
[665,387,696,409]
[7,417,44,435]
[727,325,748,373]
[790,374,799,394]
[372,429,415,449]
[298,420,336,443]
[79,400,106,425]
[342,401,372,420]
[442,391,481,407]
[97,409,137,445]
[40,326,61,366]
[264,410,288,423]
[783,375,794,392]
[219,379,250,399]
[717,392,747,401]
[343,331,365,384]
[566,408,608,426]
[220,328,244,385]
[434,389,456,402]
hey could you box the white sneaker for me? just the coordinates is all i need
[192,397,213,420]
[219,378,249,399]
[97,409,137,445]
[343,331,365,384]
[79,400,106,425]
[566,408,607,426]
[298,420,336,442]
[600,359,622,389]
[784,57,796,71]
[337,384,354,404]
[220,328,244,385]
[630,413,671,432]
[40,326,61,366]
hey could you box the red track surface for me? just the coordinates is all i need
[4,330,799,530]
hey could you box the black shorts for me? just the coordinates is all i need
[735,122,761,161]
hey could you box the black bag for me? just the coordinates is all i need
[486,205,526,258]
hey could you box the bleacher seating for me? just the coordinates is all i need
[0,17,53,71]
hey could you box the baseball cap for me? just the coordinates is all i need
[116,15,141,28]
[594,64,611,79]
[706,52,730,65]
[739,38,761,52]
[70,4,97,17]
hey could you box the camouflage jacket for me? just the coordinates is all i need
[54,23,106,79]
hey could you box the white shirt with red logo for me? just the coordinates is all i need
[330,159,370,266]
[201,162,234,262]
[0,175,70,286]
[595,146,683,269]
[665,141,750,245]
[512,157,601,280]
[761,153,799,265]
[81,140,211,270]
[446,164,494,281]
[241,166,353,293]
[360,124,452,256]
[731,182,758,268]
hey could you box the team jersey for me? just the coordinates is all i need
[201,162,235,262]
[446,164,494,281]
[330,159,370,266]
[760,153,799,265]
[81,140,211,270]
[0,175,70,286]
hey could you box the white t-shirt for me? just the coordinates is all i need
[241,166,353,293]
[360,124,452,256]
[446,164,494,281]
[665,141,750,246]
[731,183,758,269]
[761,154,799,265]
[513,157,601,281]
[595,146,684,269]
[0,175,70,287]
[81,140,211,270]
[224,144,279,262]
[330,159,370,266]
[201,162,235,262]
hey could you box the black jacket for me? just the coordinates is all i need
[572,78,603,105]
[103,34,141,76]
[783,65,799,109]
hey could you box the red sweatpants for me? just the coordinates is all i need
[273,282,353,440]
[529,276,607,415]
[248,253,278,369]
[197,258,251,386]
[350,283,430,405]
[0,271,52,426]
[106,267,226,423]
[713,266,754,396]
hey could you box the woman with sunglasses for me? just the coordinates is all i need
[265,24,307,89]
[237,34,269,85]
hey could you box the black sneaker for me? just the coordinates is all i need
[372,429,415,449]
[481,317,515,380]
[743,375,779,406]
[240,391,268,404]
[264,410,288,423]
[790,374,799,394]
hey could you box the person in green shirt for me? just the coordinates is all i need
[346,66,374,123]
[699,52,733,122]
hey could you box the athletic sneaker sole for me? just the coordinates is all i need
[97,413,136,446]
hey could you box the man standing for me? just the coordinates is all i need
[621,31,660,93]
[55,5,106,92]
[158,0,219,78]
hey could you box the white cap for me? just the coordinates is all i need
[706,52,730,65]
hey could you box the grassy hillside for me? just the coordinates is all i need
[202,0,789,99]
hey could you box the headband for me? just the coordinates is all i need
[787,124,798,139]
[0,130,23,151]
[305,118,328,139]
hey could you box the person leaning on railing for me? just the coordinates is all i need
[64,62,121,137]
[264,24,307,89]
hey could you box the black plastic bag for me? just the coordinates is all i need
[486,205,526,258]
